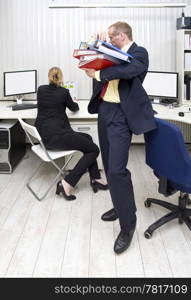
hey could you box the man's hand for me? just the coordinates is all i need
[82,68,96,78]
[95,31,108,42]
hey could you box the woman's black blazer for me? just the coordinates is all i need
[35,84,79,148]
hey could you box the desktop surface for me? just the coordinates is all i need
[1,100,191,124]
[0,100,97,120]
[152,102,191,124]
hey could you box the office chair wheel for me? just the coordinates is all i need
[144,199,151,208]
[144,230,153,239]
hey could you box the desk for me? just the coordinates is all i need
[1,100,191,123]
[153,103,191,125]
[0,101,103,169]
[152,103,191,143]
[0,100,191,147]
[1,101,191,171]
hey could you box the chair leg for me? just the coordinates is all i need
[184,217,191,231]
[27,167,62,201]
[144,211,178,239]
[145,198,178,211]
[26,161,45,200]
[49,154,74,176]
[26,154,75,201]
[144,193,191,239]
[182,207,191,218]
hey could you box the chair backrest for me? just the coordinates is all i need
[144,118,191,191]
[18,117,42,145]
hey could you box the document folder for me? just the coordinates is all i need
[73,49,98,59]
[78,59,116,70]
[78,53,121,70]
[74,39,132,71]
[90,39,133,62]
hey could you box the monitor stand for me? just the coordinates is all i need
[150,97,160,104]
[160,98,177,105]
[15,95,23,105]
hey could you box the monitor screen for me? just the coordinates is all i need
[142,71,178,99]
[4,70,37,97]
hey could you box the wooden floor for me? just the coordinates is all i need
[0,144,191,278]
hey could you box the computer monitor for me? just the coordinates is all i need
[4,70,37,103]
[142,71,178,103]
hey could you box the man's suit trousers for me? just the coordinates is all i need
[98,101,137,232]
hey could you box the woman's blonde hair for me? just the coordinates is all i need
[48,67,63,87]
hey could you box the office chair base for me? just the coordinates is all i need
[144,193,191,239]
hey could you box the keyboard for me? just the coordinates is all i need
[11,103,37,111]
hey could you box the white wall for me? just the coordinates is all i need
[0,0,191,100]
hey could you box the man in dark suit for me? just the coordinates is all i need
[83,21,156,254]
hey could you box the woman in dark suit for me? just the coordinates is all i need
[35,67,107,200]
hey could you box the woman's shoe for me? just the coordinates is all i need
[90,180,109,193]
[56,181,76,201]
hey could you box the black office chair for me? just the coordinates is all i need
[144,118,191,239]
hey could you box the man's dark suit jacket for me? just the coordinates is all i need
[35,84,79,149]
[88,42,156,135]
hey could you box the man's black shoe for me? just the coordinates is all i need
[114,227,136,254]
[101,208,118,221]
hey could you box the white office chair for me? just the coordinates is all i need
[18,118,78,201]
